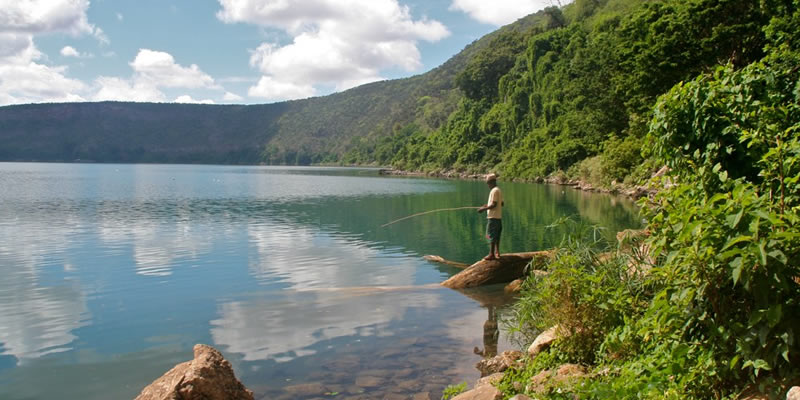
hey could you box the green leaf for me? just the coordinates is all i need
[731,257,744,285]
[758,241,767,266]
[751,359,771,371]
[727,208,744,229]
[730,354,741,369]
[767,305,782,328]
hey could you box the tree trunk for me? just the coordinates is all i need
[439,251,552,289]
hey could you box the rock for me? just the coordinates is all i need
[475,373,505,388]
[134,344,254,400]
[556,363,587,376]
[476,351,523,377]
[527,325,560,357]
[283,382,328,397]
[652,165,670,178]
[355,375,385,388]
[504,279,523,294]
[413,392,432,400]
[509,395,533,400]
[788,386,800,400]
[450,384,502,400]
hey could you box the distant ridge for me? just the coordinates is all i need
[0,12,545,165]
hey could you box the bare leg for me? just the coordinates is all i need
[484,243,496,260]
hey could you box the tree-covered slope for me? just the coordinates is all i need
[349,0,779,185]
[0,102,288,163]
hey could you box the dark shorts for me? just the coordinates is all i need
[486,218,502,243]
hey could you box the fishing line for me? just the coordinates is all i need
[381,206,481,227]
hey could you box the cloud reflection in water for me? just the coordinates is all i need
[212,223,442,361]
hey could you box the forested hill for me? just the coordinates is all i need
[0,10,545,165]
[343,0,784,185]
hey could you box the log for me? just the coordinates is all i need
[423,255,470,269]
[440,251,552,289]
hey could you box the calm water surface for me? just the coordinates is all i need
[0,163,640,399]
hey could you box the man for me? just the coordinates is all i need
[478,173,503,260]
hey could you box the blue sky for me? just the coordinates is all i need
[0,0,561,106]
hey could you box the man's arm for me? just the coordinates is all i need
[478,201,497,213]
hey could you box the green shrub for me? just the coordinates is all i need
[441,382,468,400]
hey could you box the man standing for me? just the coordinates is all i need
[478,173,503,260]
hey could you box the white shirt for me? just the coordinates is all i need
[487,187,502,219]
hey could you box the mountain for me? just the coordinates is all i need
[0,11,547,165]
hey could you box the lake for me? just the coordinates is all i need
[0,163,641,399]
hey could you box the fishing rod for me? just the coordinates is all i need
[381,206,481,228]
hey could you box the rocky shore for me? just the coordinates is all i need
[377,168,661,200]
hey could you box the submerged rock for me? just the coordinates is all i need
[134,344,253,400]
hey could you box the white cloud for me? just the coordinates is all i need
[91,49,225,103]
[217,0,450,101]
[60,45,79,57]
[0,0,94,35]
[60,45,93,58]
[174,94,215,104]
[91,76,165,102]
[248,75,315,100]
[131,49,220,89]
[450,0,562,26]
[223,91,243,101]
[92,26,110,45]
[0,0,104,104]
[116,12,123,21]
[0,33,86,104]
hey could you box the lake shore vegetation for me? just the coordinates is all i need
[484,3,800,398]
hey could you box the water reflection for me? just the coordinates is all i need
[216,223,443,361]
[211,286,441,362]
[0,223,90,364]
[0,163,640,400]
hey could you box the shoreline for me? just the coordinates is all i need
[378,168,656,200]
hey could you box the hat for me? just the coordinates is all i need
[485,173,498,183]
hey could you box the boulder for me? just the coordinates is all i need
[504,279,523,294]
[476,350,523,377]
[475,373,505,387]
[527,326,560,357]
[134,344,253,400]
[451,384,502,400]
[788,386,800,400]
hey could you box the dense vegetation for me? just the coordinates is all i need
[343,0,777,187]
[495,2,800,398]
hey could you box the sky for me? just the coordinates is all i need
[0,0,563,106]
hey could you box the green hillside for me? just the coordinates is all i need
[344,0,778,186]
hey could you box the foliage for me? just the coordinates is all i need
[339,0,773,186]
[441,382,468,400]
[497,6,800,398]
